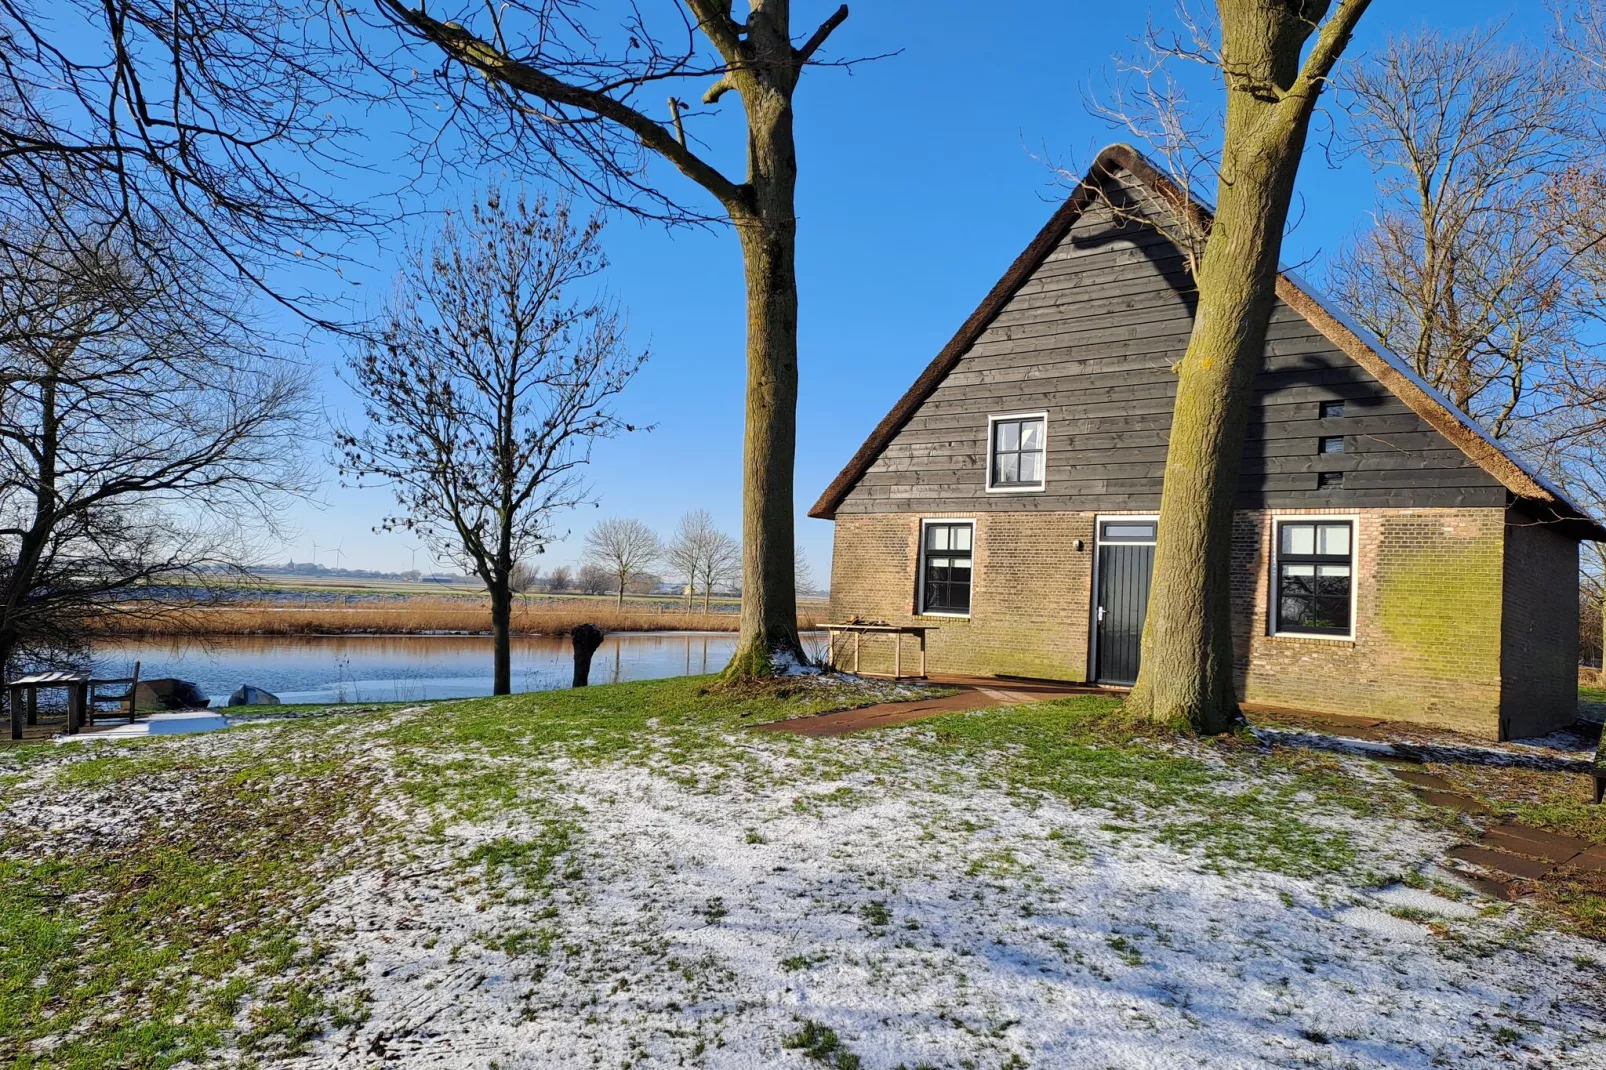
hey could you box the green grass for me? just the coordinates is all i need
[0,716,384,1068]
[901,696,1411,879]
[0,674,1456,1066]
[782,1019,861,1069]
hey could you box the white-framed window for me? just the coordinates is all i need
[986,412,1047,492]
[918,519,974,617]
[1271,517,1356,639]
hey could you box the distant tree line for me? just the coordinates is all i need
[507,511,822,607]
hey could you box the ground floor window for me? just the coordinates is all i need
[1274,519,1353,637]
[920,520,973,615]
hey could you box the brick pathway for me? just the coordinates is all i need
[757,677,1116,738]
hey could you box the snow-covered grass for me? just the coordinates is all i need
[3,677,1604,1068]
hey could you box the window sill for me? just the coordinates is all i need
[1267,630,1355,645]
[985,483,1045,494]
[917,611,971,620]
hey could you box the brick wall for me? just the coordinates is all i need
[1499,512,1579,737]
[1231,508,1508,737]
[831,505,1539,738]
[828,512,1095,680]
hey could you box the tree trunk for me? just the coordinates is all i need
[1125,0,1361,732]
[489,580,512,695]
[722,76,803,679]
[615,580,625,610]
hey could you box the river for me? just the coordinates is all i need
[90,632,749,705]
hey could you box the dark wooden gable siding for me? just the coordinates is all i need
[835,172,1506,516]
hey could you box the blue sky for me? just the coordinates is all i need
[273,0,1558,580]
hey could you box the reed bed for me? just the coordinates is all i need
[93,597,825,637]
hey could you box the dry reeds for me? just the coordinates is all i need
[92,597,825,637]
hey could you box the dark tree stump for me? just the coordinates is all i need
[571,624,604,687]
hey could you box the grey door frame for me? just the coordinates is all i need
[1088,514,1158,686]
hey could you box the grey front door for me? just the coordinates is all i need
[1094,520,1157,686]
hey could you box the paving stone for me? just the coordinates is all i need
[1389,769,1454,791]
[1414,789,1492,814]
[1567,846,1606,873]
[1446,844,1554,881]
[1479,824,1590,864]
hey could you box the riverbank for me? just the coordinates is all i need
[90,597,826,637]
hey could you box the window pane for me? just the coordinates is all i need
[1102,522,1156,542]
[1282,563,1316,578]
[1317,524,1350,556]
[1019,419,1043,450]
[952,525,972,551]
[1282,524,1315,555]
[997,420,1020,452]
[997,453,1020,484]
[1316,563,1350,580]
[1019,451,1042,484]
[928,525,949,551]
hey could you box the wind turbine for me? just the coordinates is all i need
[331,540,346,571]
[309,541,321,568]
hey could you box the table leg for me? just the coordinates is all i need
[66,686,82,735]
[25,688,36,725]
[853,632,860,674]
[8,686,21,741]
[920,630,927,678]
[894,634,902,679]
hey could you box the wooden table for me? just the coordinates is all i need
[7,665,140,740]
[823,624,937,680]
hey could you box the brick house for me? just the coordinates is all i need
[810,145,1603,740]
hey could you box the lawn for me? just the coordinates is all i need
[2,677,1603,1069]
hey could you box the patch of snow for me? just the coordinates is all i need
[288,727,1606,1069]
[771,647,822,676]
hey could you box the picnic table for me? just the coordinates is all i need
[7,664,140,740]
[822,623,937,681]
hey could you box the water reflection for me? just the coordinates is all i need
[91,632,742,706]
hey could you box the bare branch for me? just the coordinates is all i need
[795,5,849,65]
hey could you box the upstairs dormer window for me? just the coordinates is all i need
[987,413,1046,491]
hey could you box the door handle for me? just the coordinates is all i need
[1097,606,1106,622]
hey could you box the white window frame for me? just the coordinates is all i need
[1268,513,1359,641]
[985,411,1048,494]
[916,518,975,618]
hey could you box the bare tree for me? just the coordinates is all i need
[0,0,381,324]
[697,529,741,612]
[1329,27,1590,439]
[1096,0,1373,733]
[365,0,865,677]
[577,564,613,596]
[548,564,574,592]
[509,560,542,593]
[793,546,814,597]
[0,222,312,677]
[665,509,718,610]
[337,189,647,695]
[584,519,662,608]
